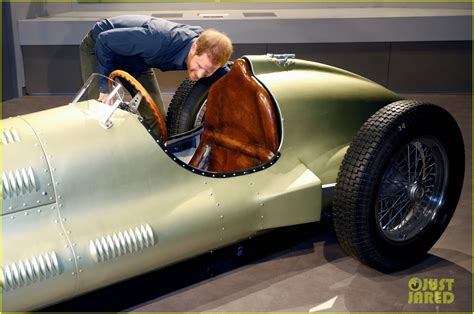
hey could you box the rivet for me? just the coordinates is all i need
[36,200,40,204]
[38,209,42,213]
[68,258,72,262]
[42,191,47,196]
[23,203,27,207]
[204,181,208,184]
[220,215,224,219]
[62,218,66,222]
[79,269,83,273]
[8,206,12,210]
[47,183,51,186]
[52,168,56,171]
[55,220,59,223]
[59,232,63,236]
[71,272,75,275]
[65,245,69,248]
[210,193,213,196]
[56,182,59,185]
[221,227,225,231]
[50,197,54,200]
[58,195,62,199]
[164,149,168,152]
[77,255,81,259]
[67,230,71,234]
[73,243,77,247]
[59,204,63,208]
[216,203,220,207]
[173,158,176,161]
[51,206,55,210]
[261,216,264,219]
[24,212,28,216]
[223,175,226,178]
[260,203,264,207]
[44,169,48,173]
[10,216,15,220]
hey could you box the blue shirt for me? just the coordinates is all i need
[91,15,204,92]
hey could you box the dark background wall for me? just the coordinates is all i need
[20,41,472,96]
[3,2,472,100]
[2,2,18,101]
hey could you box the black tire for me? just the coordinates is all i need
[333,100,464,272]
[166,64,231,136]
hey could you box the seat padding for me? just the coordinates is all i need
[189,59,279,173]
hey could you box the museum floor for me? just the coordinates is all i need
[3,93,472,312]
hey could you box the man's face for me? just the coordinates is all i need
[187,43,219,81]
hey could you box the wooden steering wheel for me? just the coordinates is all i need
[109,70,167,143]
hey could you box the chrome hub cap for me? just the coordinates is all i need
[409,184,425,202]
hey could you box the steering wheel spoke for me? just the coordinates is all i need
[108,70,167,142]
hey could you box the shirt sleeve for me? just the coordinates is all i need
[95,27,162,93]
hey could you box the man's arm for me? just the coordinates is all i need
[95,27,159,93]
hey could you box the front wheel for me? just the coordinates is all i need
[166,64,231,136]
[166,78,210,136]
[333,100,464,272]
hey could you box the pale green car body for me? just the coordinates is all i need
[1,55,402,310]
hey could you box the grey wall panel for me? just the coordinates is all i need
[22,46,81,95]
[268,43,391,87]
[9,2,75,95]
[70,2,472,11]
[388,41,472,93]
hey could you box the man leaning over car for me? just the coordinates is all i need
[80,14,233,135]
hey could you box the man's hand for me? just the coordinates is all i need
[99,92,119,106]
[98,92,114,105]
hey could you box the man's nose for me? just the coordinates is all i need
[195,69,206,80]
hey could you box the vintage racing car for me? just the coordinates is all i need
[1,54,464,310]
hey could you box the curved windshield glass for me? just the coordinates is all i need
[72,73,126,105]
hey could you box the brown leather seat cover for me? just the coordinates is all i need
[189,59,280,173]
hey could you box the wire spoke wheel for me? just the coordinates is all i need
[376,138,448,242]
[333,100,464,272]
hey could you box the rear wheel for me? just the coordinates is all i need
[333,100,464,272]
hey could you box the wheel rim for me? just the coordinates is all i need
[193,100,207,128]
[376,137,449,242]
